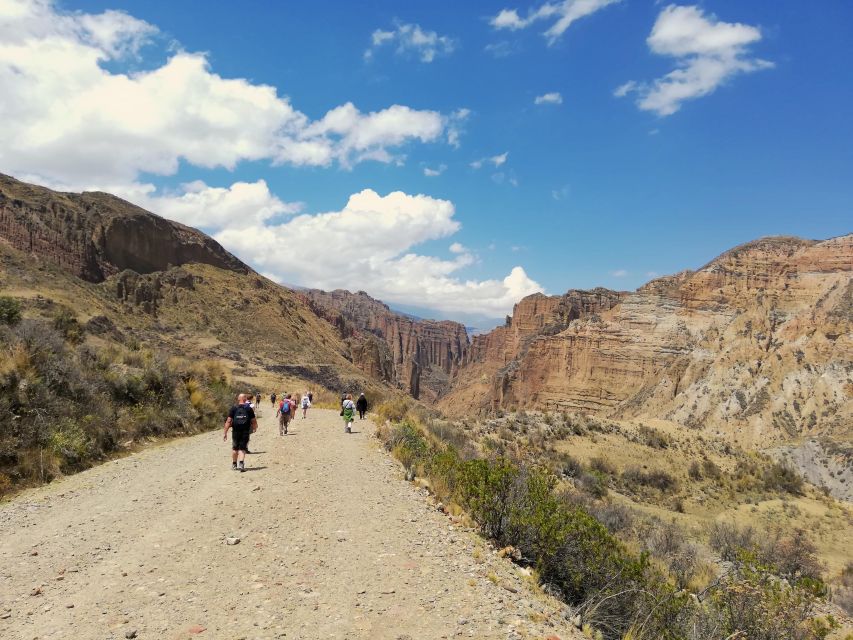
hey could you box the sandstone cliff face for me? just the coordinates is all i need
[442,236,852,447]
[304,289,469,401]
[0,174,248,282]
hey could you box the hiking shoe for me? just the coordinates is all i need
[231,462,238,471]
[345,426,351,434]
[238,462,246,472]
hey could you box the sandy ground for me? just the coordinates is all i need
[0,408,581,640]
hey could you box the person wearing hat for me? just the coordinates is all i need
[356,392,368,420]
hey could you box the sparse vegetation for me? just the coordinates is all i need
[0,317,234,495]
[377,416,835,640]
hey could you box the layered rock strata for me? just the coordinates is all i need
[442,236,852,447]
[304,289,469,401]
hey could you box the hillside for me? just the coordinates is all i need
[0,174,395,394]
[304,288,469,401]
[0,175,399,492]
[0,174,247,281]
[442,235,852,441]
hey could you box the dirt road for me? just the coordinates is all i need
[0,408,581,639]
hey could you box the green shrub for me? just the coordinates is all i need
[0,318,234,495]
[638,424,671,449]
[589,456,616,475]
[376,410,829,640]
[53,309,83,343]
[375,397,412,424]
[622,467,678,493]
[763,461,804,494]
[0,296,22,325]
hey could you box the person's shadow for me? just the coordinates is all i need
[243,466,268,472]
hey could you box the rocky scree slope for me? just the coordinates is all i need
[304,288,469,401]
[441,235,852,449]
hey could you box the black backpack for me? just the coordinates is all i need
[233,405,251,429]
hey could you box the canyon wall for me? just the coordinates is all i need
[304,289,469,401]
[442,235,852,446]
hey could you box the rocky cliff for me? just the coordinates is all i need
[441,235,852,447]
[0,173,248,282]
[304,289,469,401]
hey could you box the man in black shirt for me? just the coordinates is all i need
[356,393,368,420]
[223,393,258,472]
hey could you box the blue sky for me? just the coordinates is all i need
[1,0,851,325]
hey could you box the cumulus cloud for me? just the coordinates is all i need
[126,180,300,231]
[0,0,465,189]
[365,21,455,63]
[615,5,773,116]
[0,1,535,318]
[534,92,563,105]
[610,269,628,277]
[471,152,508,169]
[207,189,543,317]
[490,0,620,45]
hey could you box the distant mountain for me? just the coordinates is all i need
[302,288,469,401]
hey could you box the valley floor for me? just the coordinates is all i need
[0,409,580,640]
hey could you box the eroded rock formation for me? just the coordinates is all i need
[0,173,248,282]
[442,235,853,446]
[304,289,469,401]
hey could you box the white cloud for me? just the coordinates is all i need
[534,92,563,105]
[471,152,508,169]
[613,80,637,98]
[646,271,659,278]
[615,5,773,116]
[208,189,543,317]
[0,0,464,189]
[484,40,516,58]
[611,269,628,277]
[552,184,570,200]
[127,179,299,231]
[490,0,620,45]
[424,164,447,177]
[365,21,455,63]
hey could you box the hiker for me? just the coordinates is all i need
[341,393,355,433]
[276,393,293,435]
[271,392,277,407]
[301,391,311,419]
[223,393,258,472]
[356,392,368,420]
[255,391,261,407]
[307,391,313,404]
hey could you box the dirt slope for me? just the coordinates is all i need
[0,409,581,640]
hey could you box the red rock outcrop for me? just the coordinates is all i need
[304,289,469,401]
[0,173,248,282]
[442,235,852,446]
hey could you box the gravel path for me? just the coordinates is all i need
[0,408,581,640]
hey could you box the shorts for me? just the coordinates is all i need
[231,428,251,452]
